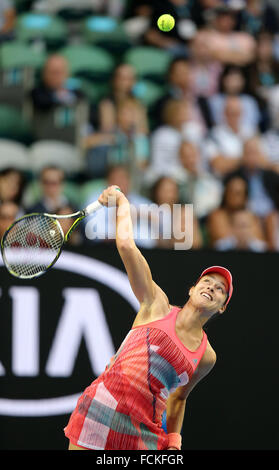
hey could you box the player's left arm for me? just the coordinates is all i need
[165,346,216,447]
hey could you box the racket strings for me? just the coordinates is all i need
[2,215,63,278]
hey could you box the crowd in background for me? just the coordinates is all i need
[2,0,279,251]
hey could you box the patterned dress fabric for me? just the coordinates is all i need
[64,306,207,450]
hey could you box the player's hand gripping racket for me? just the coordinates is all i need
[1,199,103,279]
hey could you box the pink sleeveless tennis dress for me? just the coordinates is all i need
[64,306,208,450]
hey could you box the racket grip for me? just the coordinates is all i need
[84,200,103,216]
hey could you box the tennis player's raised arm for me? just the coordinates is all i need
[98,186,156,305]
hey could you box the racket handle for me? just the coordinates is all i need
[84,200,103,216]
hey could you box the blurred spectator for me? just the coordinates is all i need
[143,0,196,57]
[260,86,279,172]
[152,57,207,130]
[97,63,148,134]
[189,29,223,99]
[0,0,15,42]
[0,201,20,239]
[30,55,83,112]
[264,185,279,251]
[83,164,157,248]
[209,65,261,131]
[206,172,265,246]
[194,6,256,66]
[234,135,277,218]
[205,95,254,177]
[145,98,204,184]
[246,31,279,131]
[215,209,267,252]
[149,176,203,249]
[0,168,25,206]
[189,0,222,28]
[26,166,75,214]
[238,0,279,36]
[84,98,149,178]
[176,140,223,219]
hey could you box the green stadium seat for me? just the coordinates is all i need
[82,16,131,54]
[16,13,68,49]
[0,105,33,144]
[124,47,171,82]
[59,44,114,81]
[0,40,46,69]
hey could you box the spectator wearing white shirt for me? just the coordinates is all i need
[209,65,261,132]
[145,99,204,185]
[174,140,223,219]
[205,95,254,177]
[261,85,279,173]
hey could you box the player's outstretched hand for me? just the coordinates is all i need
[98,185,126,207]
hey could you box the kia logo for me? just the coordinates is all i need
[0,252,139,416]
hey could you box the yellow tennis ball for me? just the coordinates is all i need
[157,14,175,32]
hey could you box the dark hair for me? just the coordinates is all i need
[149,176,179,204]
[220,171,249,209]
[0,167,26,205]
[218,65,248,94]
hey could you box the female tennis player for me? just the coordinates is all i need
[64,185,233,450]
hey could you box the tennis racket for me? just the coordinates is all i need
[1,199,103,279]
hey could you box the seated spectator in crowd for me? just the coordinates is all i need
[145,98,204,184]
[205,95,254,177]
[209,65,261,132]
[194,6,256,66]
[188,28,223,100]
[0,201,21,240]
[176,140,223,219]
[264,187,279,251]
[143,0,195,57]
[152,57,207,131]
[30,55,83,112]
[206,172,265,246]
[0,0,15,42]
[189,0,222,28]
[238,0,279,37]
[261,86,279,172]
[97,63,148,135]
[215,209,267,252]
[26,166,75,214]
[246,31,279,131]
[84,98,149,178]
[149,176,203,249]
[83,164,157,248]
[234,135,278,219]
[0,168,25,206]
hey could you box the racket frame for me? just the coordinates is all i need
[1,210,84,279]
[1,199,103,279]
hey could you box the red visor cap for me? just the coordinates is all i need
[198,266,233,306]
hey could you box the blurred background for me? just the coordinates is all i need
[0,0,279,450]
